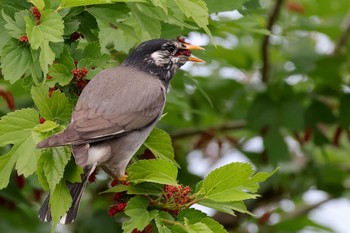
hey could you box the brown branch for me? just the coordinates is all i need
[170,120,247,140]
[333,11,350,54]
[261,0,285,83]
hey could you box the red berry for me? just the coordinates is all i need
[16,175,25,189]
[111,179,119,187]
[114,192,124,200]
[131,229,142,233]
[108,205,119,217]
[117,202,127,211]
[48,87,57,97]
[143,224,153,233]
[39,117,45,124]
[19,35,28,43]
[88,168,98,183]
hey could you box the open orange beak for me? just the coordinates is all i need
[184,43,205,63]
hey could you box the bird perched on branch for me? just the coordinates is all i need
[37,38,204,224]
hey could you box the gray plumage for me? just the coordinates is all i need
[37,39,203,224]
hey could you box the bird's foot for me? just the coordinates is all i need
[117,174,128,182]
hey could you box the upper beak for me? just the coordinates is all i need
[184,43,205,63]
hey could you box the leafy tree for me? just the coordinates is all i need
[1,0,350,233]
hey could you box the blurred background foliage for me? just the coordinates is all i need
[1,0,350,232]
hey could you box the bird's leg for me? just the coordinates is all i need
[101,165,128,182]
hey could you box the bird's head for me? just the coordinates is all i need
[122,39,204,84]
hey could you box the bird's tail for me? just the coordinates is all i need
[36,131,68,148]
[38,166,95,224]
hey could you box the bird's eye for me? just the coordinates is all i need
[167,45,176,53]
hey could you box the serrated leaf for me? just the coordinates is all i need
[59,0,147,8]
[31,85,72,122]
[0,109,40,189]
[122,196,158,233]
[127,3,162,40]
[174,0,211,36]
[26,9,64,73]
[63,158,83,184]
[101,183,163,195]
[47,63,74,86]
[197,199,253,216]
[34,120,60,132]
[50,180,72,228]
[0,39,33,84]
[127,159,178,185]
[155,211,174,233]
[2,10,27,39]
[38,147,71,190]
[200,162,275,202]
[150,0,168,13]
[206,0,247,13]
[0,19,11,53]
[178,209,227,233]
[144,128,179,167]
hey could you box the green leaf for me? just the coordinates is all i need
[59,0,147,8]
[26,9,64,73]
[206,0,247,13]
[101,183,163,195]
[200,162,276,202]
[37,147,71,191]
[127,159,178,185]
[28,0,45,11]
[0,39,33,84]
[173,0,211,36]
[150,0,168,13]
[178,209,226,233]
[263,128,289,163]
[49,180,72,229]
[122,196,158,233]
[47,63,74,86]
[2,10,27,38]
[34,120,60,132]
[63,158,83,184]
[88,6,137,53]
[155,211,174,233]
[338,94,350,128]
[31,85,72,122]
[0,109,40,189]
[127,3,162,40]
[197,199,253,216]
[144,128,179,166]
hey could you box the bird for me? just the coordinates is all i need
[36,38,204,224]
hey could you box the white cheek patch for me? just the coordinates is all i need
[150,51,170,66]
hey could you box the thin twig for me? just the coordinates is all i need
[261,0,285,83]
[170,120,247,140]
[333,11,350,55]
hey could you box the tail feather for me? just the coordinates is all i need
[36,132,67,148]
[38,166,95,224]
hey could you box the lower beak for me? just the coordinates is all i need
[188,57,204,63]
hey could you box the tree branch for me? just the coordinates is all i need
[261,0,285,83]
[333,11,350,54]
[170,120,247,140]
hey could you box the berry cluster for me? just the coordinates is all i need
[32,7,41,25]
[108,179,129,217]
[161,184,192,215]
[72,67,89,92]
[108,202,127,217]
[19,35,28,43]
[73,67,88,79]
[132,224,152,233]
